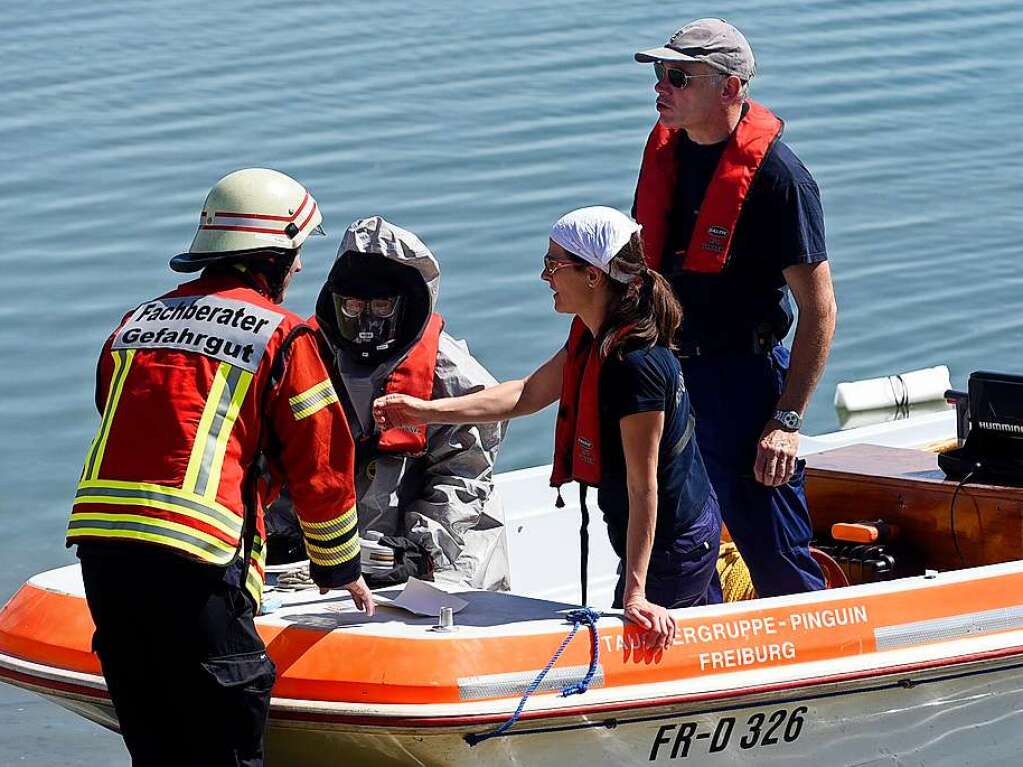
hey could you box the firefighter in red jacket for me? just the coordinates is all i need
[66,168,374,767]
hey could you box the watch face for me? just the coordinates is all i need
[776,410,801,430]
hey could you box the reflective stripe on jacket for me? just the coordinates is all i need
[67,273,360,603]
[634,101,783,274]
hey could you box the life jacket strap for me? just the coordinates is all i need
[579,484,590,606]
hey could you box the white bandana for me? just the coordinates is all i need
[549,206,642,283]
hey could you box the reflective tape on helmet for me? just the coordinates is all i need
[201,192,317,237]
[288,379,339,421]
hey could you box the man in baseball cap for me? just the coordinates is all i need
[631,19,838,600]
[635,17,756,81]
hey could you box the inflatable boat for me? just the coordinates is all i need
[4,407,1023,766]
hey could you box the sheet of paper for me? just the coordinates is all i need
[386,577,469,617]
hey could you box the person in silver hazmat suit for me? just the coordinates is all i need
[270,216,509,591]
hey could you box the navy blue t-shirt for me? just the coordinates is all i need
[597,344,712,557]
[663,125,827,350]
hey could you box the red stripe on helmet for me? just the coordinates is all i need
[200,224,288,235]
[296,201,319,233]
[289,193,309,222]
[212,193,311,223]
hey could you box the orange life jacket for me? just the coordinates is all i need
[67,273,360,604]
[634,101,783,274]
[550,317,603,488]
[313,312,445,457]
[377,313,444,456]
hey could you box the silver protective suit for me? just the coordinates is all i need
[315,217,509,591]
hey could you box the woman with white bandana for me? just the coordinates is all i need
[374,206,722,648]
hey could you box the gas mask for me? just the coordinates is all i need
[333,292,406,364]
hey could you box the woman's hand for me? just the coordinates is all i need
[623,592,676,650]
[372,393,432,430]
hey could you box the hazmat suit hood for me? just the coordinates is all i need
[316,216,440,365]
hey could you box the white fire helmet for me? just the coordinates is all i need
[171,168,324,272]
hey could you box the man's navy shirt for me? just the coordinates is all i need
[597,344,712,557]
[663,125,827,349]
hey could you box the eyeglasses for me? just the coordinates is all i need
[336,296,400,318]
[654,61,723,89]
[542,254,581,277]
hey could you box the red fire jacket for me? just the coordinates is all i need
[634,101,783,274]
[67,272,360,603]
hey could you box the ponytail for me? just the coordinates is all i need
[598,233,682,360]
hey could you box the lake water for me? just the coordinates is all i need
[1,0,1020,762]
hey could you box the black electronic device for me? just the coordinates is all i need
[812,541,898,585]
[938,371,1023,486]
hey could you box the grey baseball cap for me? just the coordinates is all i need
[635,18,756,81]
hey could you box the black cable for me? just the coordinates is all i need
[889,374,910,418]
[949,464,981,569]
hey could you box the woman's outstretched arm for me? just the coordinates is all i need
[374,348,566,428]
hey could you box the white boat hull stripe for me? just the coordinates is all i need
[458,665,605,701]
[875,604,1023,650]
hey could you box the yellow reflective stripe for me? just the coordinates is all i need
[82,349,135,481]
[299,505,357,533]
[74,480,242,539]
[245,538,266,604]
[245,569,264,605]
[183,364,231,492]
[67,511,237,559]
[289,379,333,407]
[306,535,361,567]
[202,370,253,501]
[299,509,357,542]
[289,379,339,421]
[67,528,223,563]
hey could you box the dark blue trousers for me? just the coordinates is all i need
[680,345,824,598]
[612,494,723,609]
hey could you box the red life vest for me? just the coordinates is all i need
[634,101,783,274]
[313,312,445,457]
[550,317,603,488]
[377,313,444,456]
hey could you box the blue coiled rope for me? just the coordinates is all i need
[464,607,601,747]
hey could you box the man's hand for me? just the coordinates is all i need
[320,575,376,616]
[754,423,799,487]
[372,393,431,431]
[623,592,676,649]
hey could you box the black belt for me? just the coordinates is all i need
[676,330,777,359]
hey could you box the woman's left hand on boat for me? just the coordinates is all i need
[754,425,799,486]
[623,593,676,649]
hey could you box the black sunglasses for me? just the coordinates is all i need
[653,61,723,89]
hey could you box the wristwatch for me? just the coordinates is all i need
[772,409,803,432]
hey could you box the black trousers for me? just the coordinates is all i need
[79,546,275,767]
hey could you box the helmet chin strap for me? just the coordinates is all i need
[227,250,297,303]
[264,253,297,304]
